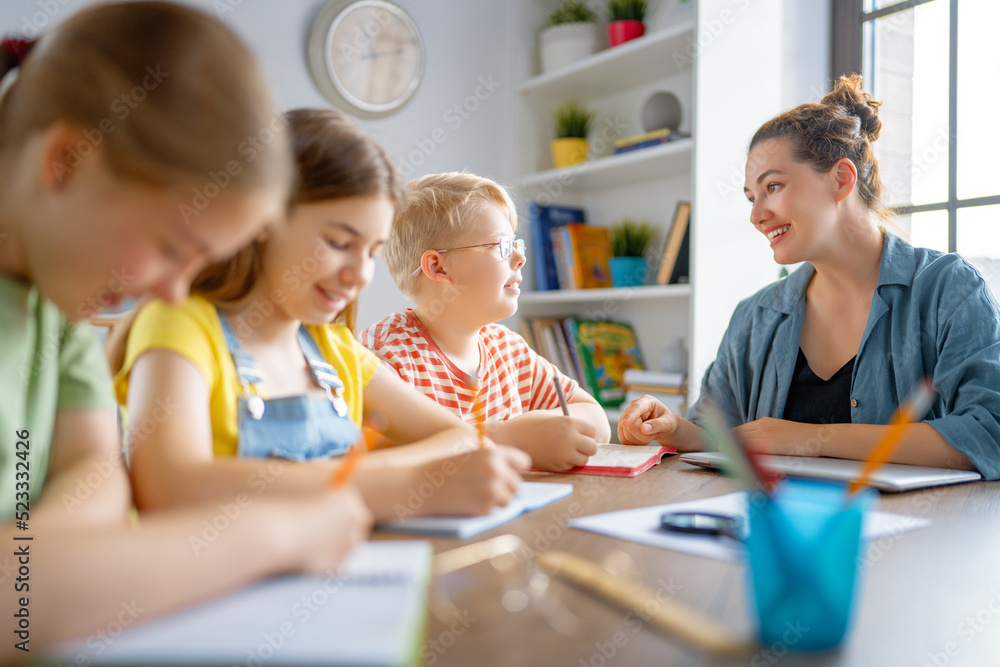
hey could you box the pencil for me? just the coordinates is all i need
[472,382,488,449]
[330,425,376,488]
[553,377,570,416]
[847,378,936,496]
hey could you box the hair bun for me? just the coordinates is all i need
[822,74,882,141]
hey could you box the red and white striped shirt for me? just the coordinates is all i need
[360,309,578,423]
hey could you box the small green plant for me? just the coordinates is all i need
[553,99,594,139]
[611,218,653,257]
[607,0,648,22]
[546,0,598,26]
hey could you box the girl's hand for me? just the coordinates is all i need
[617,395,680,446]
[419,443,529,517]
[288,488,373,575]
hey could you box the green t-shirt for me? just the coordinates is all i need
[0,275,116,519]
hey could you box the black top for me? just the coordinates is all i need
[782,348,855,425]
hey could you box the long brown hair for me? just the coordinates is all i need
[0,2,290,194]
[108,108,403,373]
[750,74,891,224]
[190,108,405,326]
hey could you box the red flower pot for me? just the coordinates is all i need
[607,20,645,47]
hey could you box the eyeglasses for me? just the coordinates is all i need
[411,236,526,276]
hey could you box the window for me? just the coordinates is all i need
[832,0,1000,296]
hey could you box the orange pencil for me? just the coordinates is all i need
[847,379,937,496]
[472,382,487,449]
[330,425,376,488]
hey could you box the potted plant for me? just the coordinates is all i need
[606,0,648,47]
[538,0,602,74]
[551,99,594,169]
[609,218,653,287]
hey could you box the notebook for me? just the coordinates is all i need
[562,443,677,477]
[54,541,432,666]
[378,481,573,539]
[680,451,982,492]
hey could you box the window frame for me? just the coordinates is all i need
[830,0,1000,252]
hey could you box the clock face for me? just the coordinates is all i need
[308,0,424,118]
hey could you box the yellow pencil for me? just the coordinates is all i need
[472,382,487,449]
[847,379,936,496]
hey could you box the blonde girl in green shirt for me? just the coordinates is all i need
[0,3,368,657]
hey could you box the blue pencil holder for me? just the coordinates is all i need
[744,478,874,651]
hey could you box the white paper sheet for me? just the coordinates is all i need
[569,492,931,562]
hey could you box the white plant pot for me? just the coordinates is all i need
[539,22,602,74]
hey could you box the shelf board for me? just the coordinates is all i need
[519,283,690,305]
[519,21,695,99]
[518,138,693,191]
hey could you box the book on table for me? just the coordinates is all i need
[563,443,677,477]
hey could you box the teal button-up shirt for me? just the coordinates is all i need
[689,233,1000,480]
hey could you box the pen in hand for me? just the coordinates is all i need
[553,377,570,416]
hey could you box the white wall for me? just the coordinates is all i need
[2,0,514,331]
[691,0,830,394]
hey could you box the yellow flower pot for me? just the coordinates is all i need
[551,138,589,169]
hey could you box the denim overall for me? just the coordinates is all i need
[218,314,360,460]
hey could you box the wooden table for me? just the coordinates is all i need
[378,457,1000,667]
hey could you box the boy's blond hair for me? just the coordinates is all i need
[385,171,518,298]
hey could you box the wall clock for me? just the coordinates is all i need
[307,0,424,119]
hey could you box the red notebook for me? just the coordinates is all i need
[564,443,677,477]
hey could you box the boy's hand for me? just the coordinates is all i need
[618,395,679,446]
[491,412,599,472]
[418,443,529,517]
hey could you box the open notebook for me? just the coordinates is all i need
[54,541,432,666]
[562,443,677,477]
[378,481,573,539]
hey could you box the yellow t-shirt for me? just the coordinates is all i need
[115,296,380,458]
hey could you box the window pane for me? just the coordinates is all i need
[956,205,1000,302]
[864,1,949,208]
[903,209,948,253]
[957,2,1000,200]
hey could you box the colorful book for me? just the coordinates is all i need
[565,319,645,407]
[528,203,586,291]
[563,443,677,477]
[563,223,613,289]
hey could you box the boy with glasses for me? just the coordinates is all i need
[361,172,610,471]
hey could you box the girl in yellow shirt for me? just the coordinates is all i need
[112,109,528,520]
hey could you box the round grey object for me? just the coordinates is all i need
[642,91,682,132]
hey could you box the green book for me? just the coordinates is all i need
[566,319,645,407]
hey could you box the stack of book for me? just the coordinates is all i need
[521,317,644,408]
[622,368,687,416]
[612,128,691,155]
